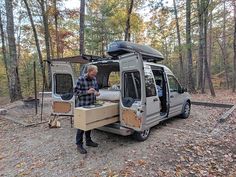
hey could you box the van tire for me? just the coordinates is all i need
[133,128,150,141]
[180,101,191,119]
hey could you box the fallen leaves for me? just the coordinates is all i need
[137,159,147,166]
[15,162,26,168]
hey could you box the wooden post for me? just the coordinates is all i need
[34,61,38,114]
[40,61,46,122]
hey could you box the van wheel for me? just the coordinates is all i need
[180,101,191,119]
[133,128,150,141]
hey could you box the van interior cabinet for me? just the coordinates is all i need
[74,102,119,131]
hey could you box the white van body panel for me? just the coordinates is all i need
[51,61,75,116]
[119,53,145,131]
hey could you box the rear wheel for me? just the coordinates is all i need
[180,101,191,119]
[133,128,150,141]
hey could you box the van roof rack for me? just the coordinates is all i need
[107,40,164,62]
[51,54,110,63]
[51,41,163,63]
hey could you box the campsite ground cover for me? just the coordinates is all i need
[0,91,235,177]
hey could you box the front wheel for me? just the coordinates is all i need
[180,101,191,119]
[133,128,151,141]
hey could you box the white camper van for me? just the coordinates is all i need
[51,41,191,141]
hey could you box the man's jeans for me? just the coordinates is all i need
[76,129,92,145]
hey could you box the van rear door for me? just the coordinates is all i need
[119,53,145,131]
[51,61,75,116]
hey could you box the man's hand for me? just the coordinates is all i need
[87,88,96,94]
[95,91,100,96]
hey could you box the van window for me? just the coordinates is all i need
[123,71,141,100]
[145,70,156,97]
[168,75,181,92]
[55,74,73,95]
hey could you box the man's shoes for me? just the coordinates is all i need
[86,140,98,147]
[77,145,87,154]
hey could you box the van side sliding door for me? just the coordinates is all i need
[119,53,145,131]
[144,65,161,126]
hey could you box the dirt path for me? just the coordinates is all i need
[0,97,10,107]
[0,105,235,177]
[191,89,236,104]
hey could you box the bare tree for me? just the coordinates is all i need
[197,0,204,92]
[54,0,60,58]
[173,0,185,86]
[233,0,236,92]
[0,11,9,86]
[222,0,230,89]
[5,0,22,101]
[79,0,85,55]
[186,0,195,92]
[208,0,213,74]
[38,0,51,89]
[203,0,215,97]
[124,0,134,41]
[23,0,48,89]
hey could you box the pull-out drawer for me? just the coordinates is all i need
[74,102,119,131]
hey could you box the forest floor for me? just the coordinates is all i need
[0,90,236,177]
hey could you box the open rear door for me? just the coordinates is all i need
[119,53,146,131]
[51,61,75,116]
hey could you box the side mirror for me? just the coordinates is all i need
[178,87,186,94]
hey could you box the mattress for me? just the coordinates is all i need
[97,89,120,101]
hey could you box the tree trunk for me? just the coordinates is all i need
[186,0,195,92]
[208,0,213,75]
[203,0,215,97]
[0,11,9,87]
[173,0,185,87]
[233,0,236,92]
[50,34,54,59]
[5,0,22,101]
[201,0,206,93]
[222,0,230,89]
[197,0,204,92]
[124,0,134,41]
[79,0,85,55]
[23,0,48,89]
[204,0,213,90]
[54,0,60,58]
[39,0,51,89]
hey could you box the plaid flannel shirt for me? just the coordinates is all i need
[74,74,99,107]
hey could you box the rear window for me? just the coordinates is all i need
[55,74,73,94]
[123,71,141,100]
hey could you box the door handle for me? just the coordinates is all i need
[170,95,174,98]
[153,98,158,102]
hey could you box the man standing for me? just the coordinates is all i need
[74,65,100,154]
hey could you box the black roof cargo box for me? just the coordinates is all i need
[107,41,164,62]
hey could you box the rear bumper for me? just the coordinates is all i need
[97,123,134,136]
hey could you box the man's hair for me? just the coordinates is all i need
[87,65,98,73]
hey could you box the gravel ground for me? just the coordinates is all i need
[0,98,52,125]
[0,104,235,177]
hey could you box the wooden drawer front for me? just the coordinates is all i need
[74,102,119,131]
[52,101,71,113]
